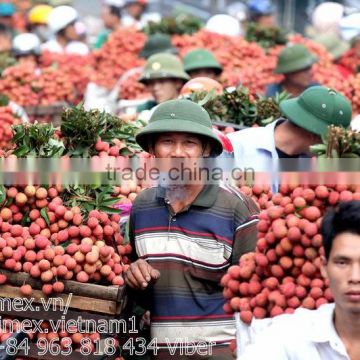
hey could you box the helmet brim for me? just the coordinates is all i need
[136,118,223,156]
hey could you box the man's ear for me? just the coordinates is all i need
[202,142,212,157]
[148,139,156,156]
[320,255,328,280]
[176,80,184,91]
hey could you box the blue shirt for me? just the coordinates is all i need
[227,120,310,193]
[266,82,320,98]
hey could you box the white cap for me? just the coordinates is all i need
[205,14,242,37]
[340,13,360,41]
[227,2,247,22]
[12,33,41,56]
[66,41,90,55]
[312,2,344,34]
[48,5,78,33]
[104,0,125,6]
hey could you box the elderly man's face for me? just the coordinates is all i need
[321,232,360,315]
[151,132,211,188]
[152,133,210,159]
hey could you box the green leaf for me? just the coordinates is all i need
[96,191,104,204]
[5,197,13,207]
[83,203,94,212]
[21,212,31,226]
[13,144,30,157]
[0,185,6,205]
[40,208,50,226]
[100,197,121,206]
[98,206,121,214]
[60,240,71,248]
[119,148,133,156]
[198,89,216,107]
[341,153,360,158]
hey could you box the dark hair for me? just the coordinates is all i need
[109,5,122,18]
[321,200,360,259]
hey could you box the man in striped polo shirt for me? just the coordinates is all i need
[125,99,259,359]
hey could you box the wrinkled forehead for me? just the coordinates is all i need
[154,132,203,142]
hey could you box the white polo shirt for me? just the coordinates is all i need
[238,303,351,360]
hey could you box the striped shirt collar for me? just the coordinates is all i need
[156,184,219,208]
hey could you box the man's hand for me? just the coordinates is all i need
[125,259,160,289]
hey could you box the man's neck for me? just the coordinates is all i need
[282,80,306,97]
[334,307,360,341]
[274,121,308,155]
[165,184,204,214]
[334,307,360,359]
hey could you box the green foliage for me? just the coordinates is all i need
[310,126,360,158]
[11,123,65,157]
[189,86,289,127]
[256,91,290,126]
[246,22,288,50]
[0,94,9,107]
[0,185,6,207]
[60,103,142,157]
[63,185,121,216]
[143,14,203,35]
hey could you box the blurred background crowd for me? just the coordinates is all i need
[2,0,360,55]
[1,0,360,130]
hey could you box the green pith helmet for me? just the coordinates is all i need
[314,33,350,60]
[139,53,190,83]
[140,34,178,59]
[275,44,318,74]
[183,48,223,74]
[135,99,223,156]
[280,86,352,136]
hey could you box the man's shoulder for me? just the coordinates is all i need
[94,30,110,48]
[218,185,259,216]
[227,127,262,140]
[227,125,273,146]
[136,100,157,112]
[265,83,282,98]
[132,187,158,208]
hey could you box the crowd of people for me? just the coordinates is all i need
[0,0,157,57]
